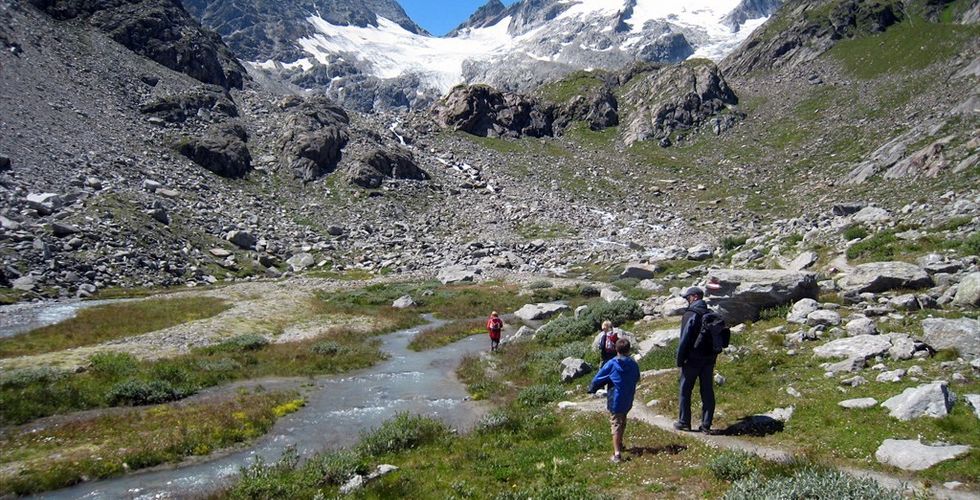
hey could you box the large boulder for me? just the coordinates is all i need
[348,148,429,188]
[881,381,955,420]
[812,334,892,360]
[177,122,251,178]
[276,96,350,182]
[838,262,933,294]
[433,84,554,138]
[953,272,980,307]
[286,253,315,272]
[552,86,619,132]
[514,302,570,322]
[139,85,238,123]
[703,269,819,324]
[875,439,971,471]
[786,298,819,324]
[921,318,980,358]
[437,265,480,284]
[559,357,592,382]
[845,317,878,336]
[225,230,256,250]
[620,263,658,280]
[660,296,689,317]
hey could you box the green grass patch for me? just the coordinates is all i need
[829,17,979,79]
[0,390,300,496]
[845,229,963,262]
[0,297,229,359]
[0,327,386,425]
[535,70,607,103]
[408,319,486,352]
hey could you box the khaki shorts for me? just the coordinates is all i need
[610,413,628,434]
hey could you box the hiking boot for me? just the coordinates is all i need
[698,426,718,435]
[610,454,622,463]
[673,421,691,431]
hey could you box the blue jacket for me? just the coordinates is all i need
[588,355,640,414]
[676,299,713,367]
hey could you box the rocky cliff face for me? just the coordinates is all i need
[29,0,245,89]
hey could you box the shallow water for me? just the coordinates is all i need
[0,299,128,339]
[38,315,490,499]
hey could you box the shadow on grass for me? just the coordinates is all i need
[626,444,687,457]
[724,415,785,437]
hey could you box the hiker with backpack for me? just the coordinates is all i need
[592,320,635,367]
[486,311,503,352]
[674,286,729,435]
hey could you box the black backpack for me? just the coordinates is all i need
[693,311,730,355]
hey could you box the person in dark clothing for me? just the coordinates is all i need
[588,338,641,463]
[674,286,718,434]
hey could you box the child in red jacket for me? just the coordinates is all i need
[486,311,503,352]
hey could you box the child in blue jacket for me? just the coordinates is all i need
[587,338,640,463]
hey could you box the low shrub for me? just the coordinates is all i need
[0,366,67,388]
[310,340,346,356]
[841,225,869,241]
[314,450,368,485]
[723,467,903,500]
[578,285,600,297]
[476,408,518,433]
[196,358,242,372]
[722,235,748,251]
[105,379,187,406]
[517,384,565,407]
[534,314,595,344]
[226,334,270,351]
[528,280,554,289]
[357,413,450,456]
[758,304,790,322]
[89,352,139,377]
[709,450,758,481]
[535,300,643,345]
[963,231,980,256]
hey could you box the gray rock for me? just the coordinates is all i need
[600,288,627,303]
[826,357,866,374]
[705,269,819,324]
[209,248,232,258]
[686,244,713,261]
[876,369,906,383]
[832,203,865,216]
[286,252,315,272]
[787,298,819,324]
[953,272,980,307]
[638,279,662,292]
[26,193,64,215]
[921,318,980,358]
[839,397,878,409]
[965,394,980,419]
[620,263,658,280]
[731,247,763,266]
[785,251,819,271]
[851,206,892,223]
[276,96,350,182]
[574,305,589,319]
[875,439,970,471]
[514,302,570,321]
[806,309,841,326]
[0,216,20,230]
[881,381,955,420]
[560,357,592,382]
[51,222,81,237]
[814,334,892,360]
[887,333,917,361]
[846,317,878,336]
[889,294,920,311]
[349,148,430,188]
[437,265,480,284]
[505,325,535,344]
[392,295,417,309]
[840,375,868,387]
[12,275,36,291]
[838,262,933,294]
[0,156,9,171]
[660,296,689,316]
[177,122,252,178]
[148,208,170,225]
[226,230,256,250]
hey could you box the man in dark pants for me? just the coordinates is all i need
[674,286,718,434]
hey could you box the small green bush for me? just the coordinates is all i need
[578,285,600,297]
[357,413,449,456]
[517,384,565,407]
[722,235,748,251]
[709,450,758,481]
[89,352,139,377]
[846,230,897,260]
[105,379,187,406]
[580,300,643,328]
[758,304,790,321]
[0,366,67,388]
[842,225,869,241]
[534,314,595,344]
[723,467,903,500]
[204,334,270,353]
[476,408,518,433]
[962,231,980,256]
[310,341,346,356]
[313,450,368,485]
[528,280,554,289]
[196,358,242,372]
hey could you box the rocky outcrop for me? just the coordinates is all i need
[177,122,252,178]
[552,86,619,132]
[838,262,933,294]
[703,269,819,324]
[275,96,350,182]
[29,0,245,89]
[813,334,893,361]
[347,149,430,189]
[514,302,570,322]
[433,85,554,139]
[621,60,742,146]
[881,381,955,420]
[139,86,238,123]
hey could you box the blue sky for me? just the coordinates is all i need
[399,0,521,36]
